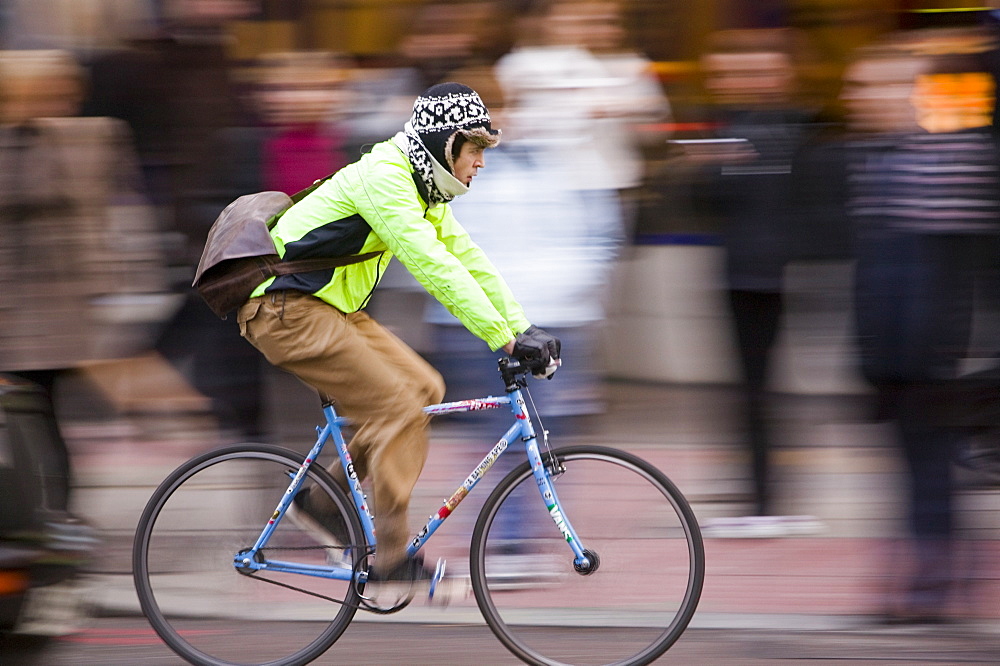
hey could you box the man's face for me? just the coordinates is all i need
[840,57,924,133]
[702,52,794,106]
[453,141,486,185]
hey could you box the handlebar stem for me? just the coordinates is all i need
[498,357,530,392]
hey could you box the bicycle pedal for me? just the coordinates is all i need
[427,558,466,607]
[428,557,446,600]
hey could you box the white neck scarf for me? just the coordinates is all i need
[396,124,469,206]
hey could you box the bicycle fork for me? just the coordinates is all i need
[507,388,597,574]
[523,427,599,574]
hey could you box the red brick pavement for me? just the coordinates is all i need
[699,537,1000,618]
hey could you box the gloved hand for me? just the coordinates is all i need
[512,325,562,379]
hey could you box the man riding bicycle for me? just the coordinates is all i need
[236,82,560,583]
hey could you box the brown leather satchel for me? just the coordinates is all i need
[192,181,380,319]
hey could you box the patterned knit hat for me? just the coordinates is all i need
[410,82,501,173]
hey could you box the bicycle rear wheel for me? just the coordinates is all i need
[132,444,365,666]
[470,445,704,666]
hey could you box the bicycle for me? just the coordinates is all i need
[132,358,705,666]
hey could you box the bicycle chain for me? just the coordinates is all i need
[242,546,411,614]
[243,568,354,607]
[239,545,364,608]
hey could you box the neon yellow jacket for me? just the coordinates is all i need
[250,134,530,351]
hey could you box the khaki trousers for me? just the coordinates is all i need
[238,291,445,568]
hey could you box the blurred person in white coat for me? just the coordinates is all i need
[494,0,670,237]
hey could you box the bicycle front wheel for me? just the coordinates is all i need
[132,444,365,666]
[470,445,704,666]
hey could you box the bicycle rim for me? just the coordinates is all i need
[470,445,705,666]
[132,444,364,666]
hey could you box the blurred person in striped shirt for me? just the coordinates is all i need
[844,36,1000,624]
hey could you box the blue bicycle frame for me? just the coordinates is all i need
[233,359,593,581]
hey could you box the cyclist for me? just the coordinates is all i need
[236,82,560,584]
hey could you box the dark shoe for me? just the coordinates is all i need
[368,553,436,583]
[368,554,453,604]
[287,488,351,547]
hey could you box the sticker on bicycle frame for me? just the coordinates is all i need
[413,520,431,546]
[417,437,509,539]
[515,396,528,420]
[441,486,469,515]
[284,458,312,500]
[423,398,506,415]
[548,504,574,543]
[470,439,507,482]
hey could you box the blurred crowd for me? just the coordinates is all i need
[0,0,999,627]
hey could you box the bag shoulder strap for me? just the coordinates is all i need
[267,174,380,276]
[267,251,382,277]
[289,172,336,205]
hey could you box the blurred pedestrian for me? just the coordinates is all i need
[0,49,169,529]
[688,29,834,538]
[339,1,512,160]
[78,2,265,430]
[842,37,1000,622]
[561,0,673,233]
[168,51,354,442]
[494,0,669,242]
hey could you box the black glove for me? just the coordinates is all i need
[512,325,561,378]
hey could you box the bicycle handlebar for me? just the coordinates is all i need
[498,357,530,391]
[498,356,560,391]
[499,356,530,373]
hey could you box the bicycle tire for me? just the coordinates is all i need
[132,443,365,666]
[469,445,705,666]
